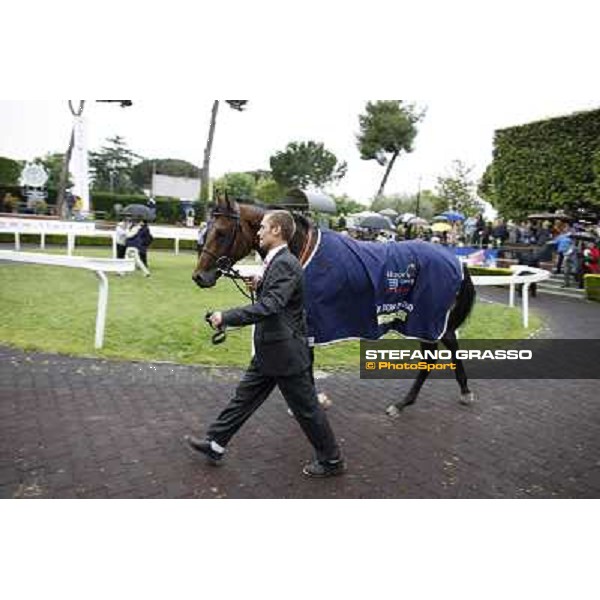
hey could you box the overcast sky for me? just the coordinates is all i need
[2,96,598,206]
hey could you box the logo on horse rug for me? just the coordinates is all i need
[304,231,464,344]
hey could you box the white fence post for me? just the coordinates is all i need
[0,250,135,349]
[95,271,109,349]
[471,265,550,329]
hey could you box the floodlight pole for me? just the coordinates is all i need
[57,100,132,219]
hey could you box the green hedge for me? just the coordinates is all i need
[90,191,206,224]
[492,107,600,218]
[584,274,600,302]
[90,191,149,217]
[2,188,208,224]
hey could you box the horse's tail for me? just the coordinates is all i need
[448,264,476,331]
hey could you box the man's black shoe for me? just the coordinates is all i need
[184,435,224,465]
[302,458,347,478]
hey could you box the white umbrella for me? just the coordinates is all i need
[378,208,399,218]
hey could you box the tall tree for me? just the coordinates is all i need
[435,160,482,216]
[89,136,141,193]
[33,153,70,190]
[200,100,248,204]
[213,172,256,200]
[270,141,347,189]
[356,101,425,199]
[331,193,365,216]
[477,163,496,205]
[0,156,22,185]
[255,176,286,204]
[370,191,438,220]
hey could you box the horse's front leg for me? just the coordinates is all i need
[386,342,437,418]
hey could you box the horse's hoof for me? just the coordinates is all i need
[386,405,402,418]
[318,392,332,409]
[459,391,476,406]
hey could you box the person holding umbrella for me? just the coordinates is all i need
[125,218,153,276]
[120,204,155,276]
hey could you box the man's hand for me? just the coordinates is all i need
[209,311,223,328]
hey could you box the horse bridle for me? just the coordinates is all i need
[199,204,242,267]
[200,203,255,344]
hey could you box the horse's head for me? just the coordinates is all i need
[192,192,255,288]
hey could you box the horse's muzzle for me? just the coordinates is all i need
[192,270,219,288]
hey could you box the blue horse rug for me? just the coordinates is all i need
[303,230,464,344]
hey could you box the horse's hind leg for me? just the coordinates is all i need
[386,342,437,418]
[442,329,475,406]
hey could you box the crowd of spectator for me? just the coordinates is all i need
[329,213,600,289]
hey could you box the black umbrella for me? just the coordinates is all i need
[120,204,155,221]
[358,214,395,230]
[570,231,598,242]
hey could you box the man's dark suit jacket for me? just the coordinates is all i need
[222,247,311,376]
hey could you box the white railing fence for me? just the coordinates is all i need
[0,217,199,256]
[0,250,135,349]
[471,265,551,327]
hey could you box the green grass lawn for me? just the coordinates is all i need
[0,246,542,368]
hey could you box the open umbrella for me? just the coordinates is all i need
[432,214,450,222]
[358,214,395,230]
[407,216,429,227]
[120,204,155,221]
[441,210,465,222]
[401,212,416,223]
[378,208,398,218]
[431,222,452,233]
[570,231,598,242]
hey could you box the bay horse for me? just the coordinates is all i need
[192,195,477,416]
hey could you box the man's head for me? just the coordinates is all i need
[258,210,296,251]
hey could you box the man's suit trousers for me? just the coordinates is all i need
[207,357,340,462]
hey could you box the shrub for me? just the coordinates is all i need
[90,191,206,224]
[90,191,149,219]
[492,108,600,217]
[584,274,600,302]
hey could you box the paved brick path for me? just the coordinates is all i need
[1,291,599,498]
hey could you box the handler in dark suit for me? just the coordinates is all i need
[185,210,345,477]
